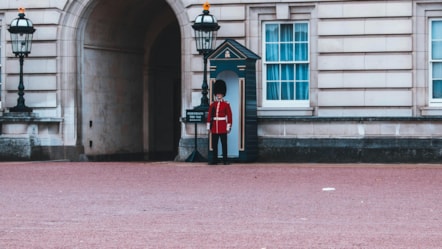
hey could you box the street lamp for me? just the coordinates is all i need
[185,2,220,162]
[192,1,220,111]
[8,8,35,113]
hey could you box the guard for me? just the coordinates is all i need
[207,79,232,165]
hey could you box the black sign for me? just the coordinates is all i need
[186,110,206,123]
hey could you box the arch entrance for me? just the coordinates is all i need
[80,0,181,160]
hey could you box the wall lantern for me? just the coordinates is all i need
[192,1,220,110]
[8,8,36,112]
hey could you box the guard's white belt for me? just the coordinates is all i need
[213,117,227,121]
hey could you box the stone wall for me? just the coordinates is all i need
[2,1,442,162]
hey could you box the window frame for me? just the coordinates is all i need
[429,18,442,106]
[262,21,310,108]
[0,16,3,106]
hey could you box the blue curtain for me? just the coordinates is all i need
[267,64,279,100]
[280,24,293,61]
[432,21,442,98]
[294,23,309,100]
[296,64,309,100]
[266,24,278,62]
[432,21,442,60]
[433,63,442,98]
[281,64,294,100]
[295,23,308,61]
[266,24,279,100]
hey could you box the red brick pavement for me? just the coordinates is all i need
[1,161,442,248]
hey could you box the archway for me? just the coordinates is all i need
[80,0,181,160]
[145,22,182,160]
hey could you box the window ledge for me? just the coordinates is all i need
[257,107,314,117]
[421,107,442,116]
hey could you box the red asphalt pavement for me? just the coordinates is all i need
[1,161,442,249]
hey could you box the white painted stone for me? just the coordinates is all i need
[257,122,284,136]
[318,72,344,88]
[38,136,63,146]
[318,54,411,70]
[32,26,58,41]
[217,22,245,37]
[191,73,204,90]
[248,19,260,39]
[421,107,442,116]
[5,58,57,74]
[0,0,68,9]
[318,20,364,36]
[191,91,202,108]
[37,123,59,135]
[257,107,314,117]
[314,123,358,137]
[344,2,388,18]
[317,4,343,18]
[5,92,57,108]
[318,55,365,70]
[318,2,411,18]
[386,37,412,52]
[317,108,412,117]
[276,4,290,20]
[318,90,411,107]
[386,72,413,88]
[365,54,412,70]
[261,119,442,138]
[318,19,412,36]
[317,38,344,53]
[220,5,245,20]
[386,2,412,17]
[285,123,314,137]
[318,91,365,106]
[21,9,61,25]
[365,19,412,35]
[5,43,58,57]
[33,108,58,118]
[365,90,411,106]
[187,5,203,23]
[318,71,412,89]
[5,75,57,90]
[318,37,412,53]
[1,123,28,134]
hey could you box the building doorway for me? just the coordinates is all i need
[80,0,181,160]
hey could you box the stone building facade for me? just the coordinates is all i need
[1,0,442,162]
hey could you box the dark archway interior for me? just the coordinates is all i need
[81,0,181,160]
[148,23,182,160]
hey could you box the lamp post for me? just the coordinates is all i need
[185,1,220,162]
[192,1,220,111]
[8,8,35,113]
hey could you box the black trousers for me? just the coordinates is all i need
[211,133,228,162]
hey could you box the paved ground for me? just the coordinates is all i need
[1,161,442,249]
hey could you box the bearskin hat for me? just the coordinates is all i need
[213,79,227,96]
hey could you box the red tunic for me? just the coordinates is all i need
[207,100,232,134]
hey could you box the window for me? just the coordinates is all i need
[430,19,442,106]
[0,18,2,105]
[263,22,309,107]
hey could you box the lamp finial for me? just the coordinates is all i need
[203,1,210,11]
[18,7,25,14]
